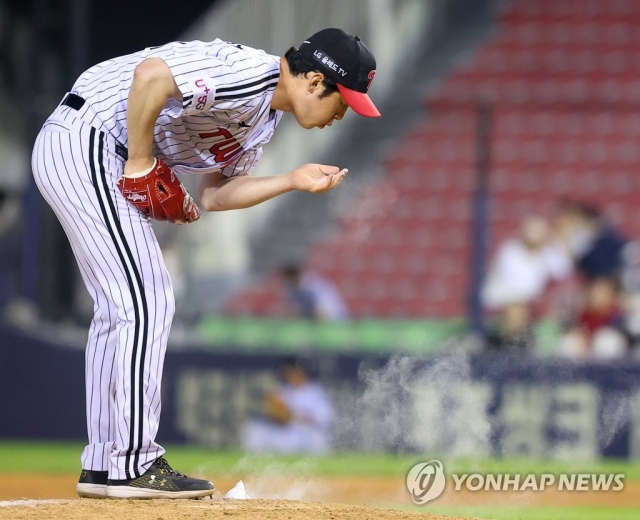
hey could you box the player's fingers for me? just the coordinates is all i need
[334,170,347,187]
[311,175,334,193]
[322,170,347,192]
[317,164,341,176]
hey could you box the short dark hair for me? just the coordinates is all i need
[282,355,318,378]
[284,47,339,99]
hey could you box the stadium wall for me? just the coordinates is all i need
[1,325,639,459]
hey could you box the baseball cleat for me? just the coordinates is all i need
[77,469,109,498]
[105,457,215,499]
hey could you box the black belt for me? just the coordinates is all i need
[60,93,129,160]
[62,93,85,110]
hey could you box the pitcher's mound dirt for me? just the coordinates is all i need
[0,498,472,520]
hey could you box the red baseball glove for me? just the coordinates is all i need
[117,159,201,224]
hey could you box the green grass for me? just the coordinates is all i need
[0,441,440,475]
[2,440,640,480]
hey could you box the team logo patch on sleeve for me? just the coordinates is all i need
[187,76,217,113]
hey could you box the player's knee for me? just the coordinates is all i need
[155,285,176,328]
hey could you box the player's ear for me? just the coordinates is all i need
[307,72,324,94]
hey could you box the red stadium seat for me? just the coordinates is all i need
[224,0,640,320]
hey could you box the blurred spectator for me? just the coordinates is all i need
[482,216,573,348]
[621,241,640,347]
[560,277,628,360]
[556,201,627,280]
[243,356,335,454]
[280,264,349,322]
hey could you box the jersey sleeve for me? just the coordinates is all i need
[157,43,278,121]
[158,52,231,118]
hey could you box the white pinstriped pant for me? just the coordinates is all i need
[31,105,175,480]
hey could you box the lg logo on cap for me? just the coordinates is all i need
[406,460,446,505]
[367,70,376,90]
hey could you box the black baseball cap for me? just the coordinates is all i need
[299,28,380,118]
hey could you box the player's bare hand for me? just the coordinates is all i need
[289,163,348,194]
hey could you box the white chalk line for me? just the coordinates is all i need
[0,499,70,508]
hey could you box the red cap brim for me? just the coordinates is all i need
[337,84,381,118]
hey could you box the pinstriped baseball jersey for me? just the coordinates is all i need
[32,38,290,484]
[33,27,378,493]
[71,39,283,177]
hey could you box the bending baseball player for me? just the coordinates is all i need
[31,28,379,499]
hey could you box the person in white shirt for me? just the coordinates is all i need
[482,216,573,345]
[243,356,335,454]
[280,265,349,322]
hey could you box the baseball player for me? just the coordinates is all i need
[31,28,379,499]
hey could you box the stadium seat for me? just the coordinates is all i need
[223,0,640,320]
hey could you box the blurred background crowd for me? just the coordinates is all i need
[483,201,635,359]
[1,0,640,362]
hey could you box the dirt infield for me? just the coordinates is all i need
[1,474,638,519]
[0,499,469,520]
